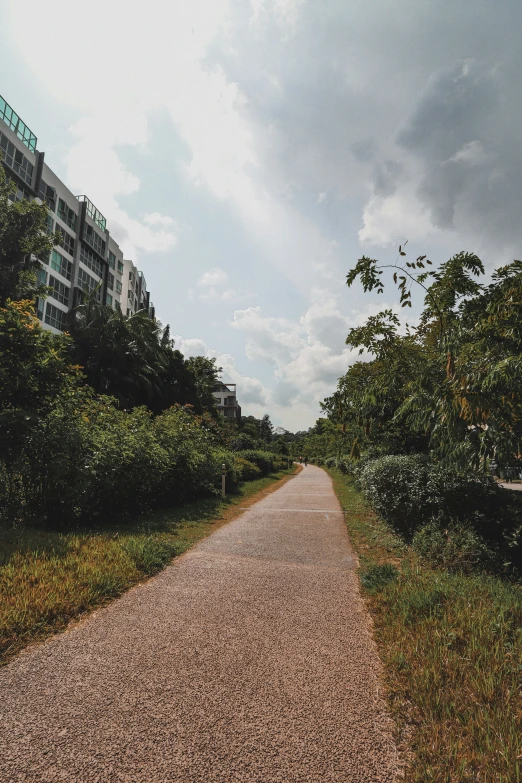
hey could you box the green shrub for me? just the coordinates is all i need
[233,457,262,482]
[412,521,498,574]
[358,455,431,538]
[238,449,284,476]
[1,397,234,528]
[358,454,504,540]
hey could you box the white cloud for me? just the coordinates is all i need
[198,268,229,287]
[230,292,360,409]
[144,212,177,227]
[196,268,251,302]
[445,140,488,167]
[173,335,269,407]
[358,186,436,248]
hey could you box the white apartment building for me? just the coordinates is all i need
[0,94,153,333]
[121,259,154,318]
[213,383,241,421]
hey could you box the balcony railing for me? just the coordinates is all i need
[0,96,37,152]
[76,195,107,231]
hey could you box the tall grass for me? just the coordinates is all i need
[1,469,296,665]
[328,468,522,783]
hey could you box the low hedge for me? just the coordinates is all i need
[237,450,287,476]
[0,397,268,529]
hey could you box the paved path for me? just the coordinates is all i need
[0,466,398,782]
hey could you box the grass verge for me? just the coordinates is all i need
[0,467,299,666]
[327,468,522,783]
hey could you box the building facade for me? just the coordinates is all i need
[0,94,154,333]
[213,383,241,421]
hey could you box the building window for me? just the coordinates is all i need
[57,198,77,232]
[79,243,103,278]
[50,249,72,281]
[44,302,66,331]
[106,293,113,306]
[37,180,56,211]
[117,260,124,274]
[0,132,34,185]
[78,267,101,301]
[56,225,75,256]
[107,272,114,290]
[36,268,47,287]
[0,96,37,152]
[46,214,54,235]
[83,224,106,257]
[5,172,31,202]
[36,297,45,320]
[115,279,122,293]
[48,275,70,306]
[108,251,116,269]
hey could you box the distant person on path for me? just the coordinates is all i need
[304,456,308,467]
[299,455,302,464]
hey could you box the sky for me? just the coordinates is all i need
[2,0,522,430]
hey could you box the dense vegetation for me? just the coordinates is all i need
[0,166,286,531]
[294,247,522,575]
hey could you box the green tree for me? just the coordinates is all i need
[258,413,273,443]
[0,299,80,469]
[0,163,56,306]
[185,356,221,414]
[339,247,522,469]
[66,298,168,410]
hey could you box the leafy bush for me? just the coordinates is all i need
[238,449,286,476]
[233,457,262,482]
[358,455,432,537]
[358,454,504,540]
[412,521,497,575]
[0,395,262,528]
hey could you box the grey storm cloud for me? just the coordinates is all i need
[209,0,522,255]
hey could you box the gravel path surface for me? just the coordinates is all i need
[0,466,398,782]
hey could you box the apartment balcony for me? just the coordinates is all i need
[76,195,107,231]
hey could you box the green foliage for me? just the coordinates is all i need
[185,355,222,412]
[66,300,219,415]
[412,522,496,575]
[357,454,522,573]
[0,163,57,306]
[0,394,256,528]
[233,457,262,481]
[358,455,502,536]
[237,449,287,475]
[339,247,522,470]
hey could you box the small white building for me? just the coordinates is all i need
[213,383,241,421]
